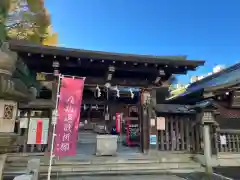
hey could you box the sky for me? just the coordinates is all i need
[44,0,240,84]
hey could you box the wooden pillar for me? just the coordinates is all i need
[140,90,151,153]
[23,110,30,152]
[105,87,110,131]
[149,89,158,150]
[141,105,149,153]
[51,60,60,103]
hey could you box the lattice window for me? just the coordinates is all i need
[3,104,14,120]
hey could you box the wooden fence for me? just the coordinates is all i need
[157,114,203,153]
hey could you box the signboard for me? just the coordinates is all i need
[157,117,165,130]
[36,73,46,81]
[105,113,109,121]
[20,117,28,128]
[220,135,227,145]
[125,119,140,146]
[36,72,54,81]
[27,118,49,144]
[150,118,155,127]
[150,135,157,145]
[54,77,84,157]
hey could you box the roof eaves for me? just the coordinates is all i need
[188,62,240,88]
[8,40,205,67]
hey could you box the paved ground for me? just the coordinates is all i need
[179,172,234,180]
[48,173,235,180]
[53,175,187,180]
[213,167,238,179]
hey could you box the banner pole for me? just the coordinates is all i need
[47,74,62,180]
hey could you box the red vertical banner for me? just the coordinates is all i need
[36,120,43,144]
[54,77,85,157]
[116,113,121,133]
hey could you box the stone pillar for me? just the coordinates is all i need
[0,44,18,133]
[13,158,40,180]
[203,124,212,174]
[0,43,17,76]
[26,159,40,180]
[201,111,215,174]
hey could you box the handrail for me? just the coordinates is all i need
[216,129,240,134]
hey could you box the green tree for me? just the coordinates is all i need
[0,0,10,43]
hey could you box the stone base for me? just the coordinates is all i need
[96,135,118,156]
[0,133,19,153]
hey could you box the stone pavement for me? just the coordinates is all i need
[50,173,235,180]
[56,175,187,180]
[214,167,239,180]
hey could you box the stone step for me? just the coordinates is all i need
[4,162,204,177]
[4,168,205,179]
[6,158,197,168]
[217,153,240,159]
[6,161,202,169]
[6,154,193,164]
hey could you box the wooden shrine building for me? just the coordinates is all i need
[166,62,240,155]
[0,40,205,154]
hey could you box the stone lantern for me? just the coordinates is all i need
[0,43,19,147]
[0,42,17,76]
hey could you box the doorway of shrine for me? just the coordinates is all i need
[76,88,142,156]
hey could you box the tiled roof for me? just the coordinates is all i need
[155,104,195,114]
[172,63,240,99]
[215,102,240,119]
[216,117,240,129]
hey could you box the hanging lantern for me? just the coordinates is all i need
[116,86,120,98]
[53,69,59,76]
[130,88,134,99]
[96,85,101,97]
[52,109,58,125]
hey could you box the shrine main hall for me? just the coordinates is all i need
[0,40,205,154]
